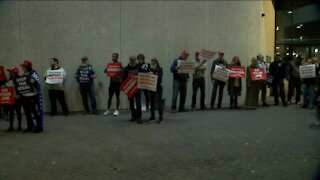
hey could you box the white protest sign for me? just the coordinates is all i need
[46,69,64,84]
[177,60,195,74]
[212,65,230,82]
[300,64,316,78]
[138,73,158,92]
[200,49,216,61]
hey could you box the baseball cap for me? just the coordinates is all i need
[20,60,32,67]
[181,49,190,57]
[7,66,19,74]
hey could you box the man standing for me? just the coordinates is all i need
[269,53,287,107]
[210,51,228,109]
[75,56,99,114]
[103,53,123,116]
[287,55,303,104]
[123,56,143,124]
[191,51,207,111]
[44,58,69,116]
[257,53,270,106]
[170,49,190,113]
[137,53,151,111]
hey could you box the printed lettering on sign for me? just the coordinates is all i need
[0,87,15,105]
[177,60,195,74]
[46,69,64,84]
[299,64,316,78]
[200,49,216,61]
[249,68,267,81]
[229,66,246,78]
[120,76,138,98]
[106,63,122,77]
[137,73,158,92]
[212,65,230,82]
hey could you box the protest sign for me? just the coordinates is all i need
[250,68,267,81]
[177,60,195,74]
[106,63,122,77]
[120,76,138,98]
[229,66,245,78]
[299,64,316,78]
[212,65,230,82]
[138,73,158,92]
[0,87,14,105]
[45,69,64,84]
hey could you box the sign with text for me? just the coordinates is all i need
[200,49,216,61]
[177,60,195,74]
[300,64,316,78]
[120,76,138,98]
[45,69,64,84]
[250,68,267,81]
[0,87,15,105]
[138,73,158,92]
[212,65,230,82]
[229,66,246,78]
[106,63,122,77]
[0,66,7,81]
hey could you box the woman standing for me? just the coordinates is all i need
[148,58,164,124]
[228,56,242,109]
[244,57,259,110]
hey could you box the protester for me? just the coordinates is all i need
[148,58,164,124]
[137,53,151,111]
[44,58,69,116]
[314,69,320,127]
[0,65,7,120]
[301,58,317,109]
[19,60,44,133]
[244,57,259,110]
[210,51,228,109]
[170,49,190,113]
[269,53,287,107]
[103,53,123,116]
[75,56,99,115]
[191,51,207,111]
[287,55,303,105]
[228,56,242,109]
[123,56,143,124]
[257,53,269,106]
[5,67,22,132]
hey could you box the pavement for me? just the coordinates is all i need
[0,104,319,180]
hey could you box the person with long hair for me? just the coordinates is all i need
[148,58,164,124]
[228,56,242,109]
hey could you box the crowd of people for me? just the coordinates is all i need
[0,49,320,133]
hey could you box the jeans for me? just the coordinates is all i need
[79,83,97,113]
[192,77,206,109]
[211,80,226,108]
[171,79,187,110]
[21,96,41,130]
[303,84,315,109]
[128,90,142,119]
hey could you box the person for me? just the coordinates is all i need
[170,49,190,113]
[75,56,99,115]
[287,55,303,105]
[0,65,8,120]
[314,69,320,127]
[244,57,259,110]
[210,51,228,109]
[123,56,143,124]
[19,60,44,133]
[44,58,69,116]
[148,58,164,124]
[5,67,22,132]
[103,53,123,116]
[191,51,207,111]
[257,53,270,106]
[301,58,318,109]
[137,53,151,111]
[269,53,287,107]
[228,56,242,109]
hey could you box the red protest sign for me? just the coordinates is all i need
[229,66,246,78]
[0,87,15,105]
[0,66,7,81]
[250,68,267,81]
[120,76,138,98]
[106,63,122,77]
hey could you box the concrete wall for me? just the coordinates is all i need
[0,1,275,112]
